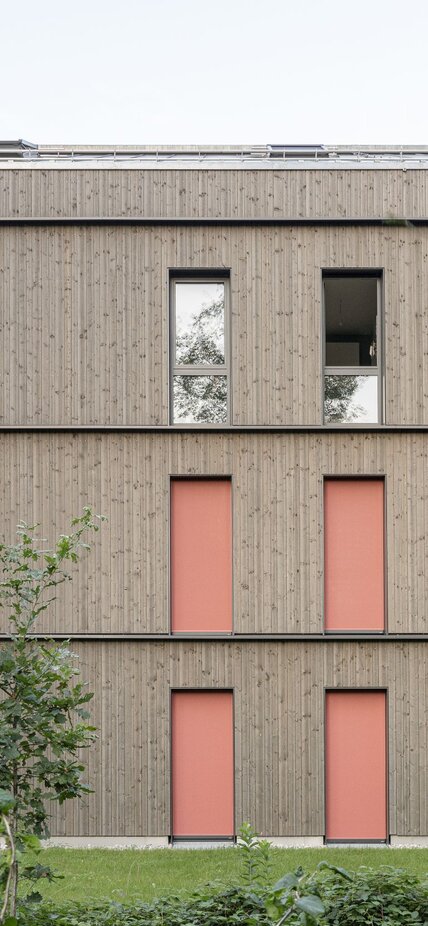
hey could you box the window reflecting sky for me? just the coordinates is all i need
[325,375,378,423]
[175,282,225,366]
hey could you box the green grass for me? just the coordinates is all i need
[28,847,428,904]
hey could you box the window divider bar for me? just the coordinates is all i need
[173,366,228,375]
[325,367,378,375]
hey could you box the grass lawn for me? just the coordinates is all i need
[31,846,428,904]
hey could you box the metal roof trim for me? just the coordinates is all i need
[2,142,428,168]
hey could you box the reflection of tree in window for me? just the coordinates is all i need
[174,294,227,422]
[324,376,364,422]
[174,375,227,423]
[176,293,224,365]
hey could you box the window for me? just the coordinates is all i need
[324,479,385,631]
[171,691,234,839]
[170,478,232,633]
[323,272,382,423]
[170,275,229,424]
[325,691,387,841]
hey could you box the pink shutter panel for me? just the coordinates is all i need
[325,479,384,631]
[171,479,232,632]
[172,691,234,837]
[326,690,387,840]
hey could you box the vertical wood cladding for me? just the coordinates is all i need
[2,223,428,424]
[0,431,428,635]
[1,167,428,220]
[48,641,428,838]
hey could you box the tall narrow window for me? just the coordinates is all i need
[172,691,234,838]
[324,479,385,631]
[171,478,232,633]
[323,272,381,423]
[326,690,387,841]
[170,276,229,423]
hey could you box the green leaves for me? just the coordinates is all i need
[237,823,272,890]
[312,864,428,926]
[295,894,325,917]
[265,863,326,925]
[1,863,427,926]
[25,891,43,904]
[0,511,104,923]
[0,790,14,814]
[8,887,272,926]
[272,873,299,892]
[317,860,353,881]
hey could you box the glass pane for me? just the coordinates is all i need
[324,276,378,367]
[173,375,227,423]
[175,282,225,365]
[324,375,378,423]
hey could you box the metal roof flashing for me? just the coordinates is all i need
[1,143,428,169]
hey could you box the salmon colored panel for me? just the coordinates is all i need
[326,691,387,840]
[171,480,232,632]
[324,480,384,631]
[172,691,234,836]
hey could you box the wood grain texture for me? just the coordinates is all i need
[47,640,428,837]
[2,224,428,424]
[1,168,428,219]
[0,431,427,635]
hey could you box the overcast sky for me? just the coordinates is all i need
[3,0,428,146]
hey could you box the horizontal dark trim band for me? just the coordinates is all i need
[0,216,426,227]
[172,836,234,842]
[0,424,428,433]
[325,839,388,845]
[0,633,427,642]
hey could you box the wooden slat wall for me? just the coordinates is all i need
[0,431,427,635]
[0,227,167,425]
[2,225,428,425]
[1,168,428,219]
[48,640,428,837]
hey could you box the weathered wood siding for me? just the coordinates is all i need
[1,167,428,219]
[48,640,428,837]
[1,224,428,425]
[0,431,427,635]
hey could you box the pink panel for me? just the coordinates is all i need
[171,479,232,632]
[326,691,387,840]
[172,691,234,836]
[324,479,384,631]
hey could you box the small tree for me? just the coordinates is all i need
[0,508,104,923]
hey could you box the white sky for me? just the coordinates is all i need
[3,0,428,145]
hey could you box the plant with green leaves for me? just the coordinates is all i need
[238,822,273,891]
[0,793,58,926]
[0,508,104,925]
[315,863,428,926]
[264,862,352,926]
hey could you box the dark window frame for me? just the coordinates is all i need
[322,269,384,425]
[169,271,231,426]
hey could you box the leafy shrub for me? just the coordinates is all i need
[264,867,326,925]
[313,865,428,926]
[21,886,270,926]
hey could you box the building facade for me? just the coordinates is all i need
[1,142,428,845]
